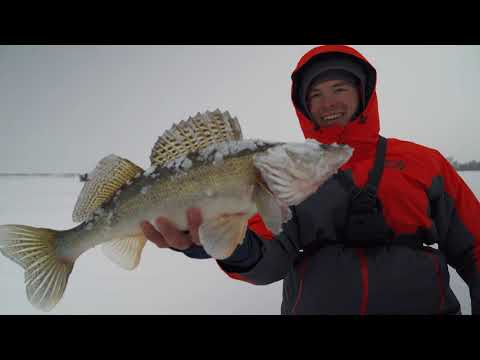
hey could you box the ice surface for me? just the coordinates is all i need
[0,176,283,315]
[0,174,478,315]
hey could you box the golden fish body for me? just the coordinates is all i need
[61,141,278,263]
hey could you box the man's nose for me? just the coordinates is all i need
[320,96,336,110]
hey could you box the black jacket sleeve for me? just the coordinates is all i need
[175,225,299,285]
[216,174,351,284]
[429,153,480,313]
[175,175,351,285]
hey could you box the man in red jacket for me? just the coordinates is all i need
[141,45,480,315]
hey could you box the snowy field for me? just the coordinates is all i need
[0,172,479,315]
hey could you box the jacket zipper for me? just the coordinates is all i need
[291,256,310,315]
[356,248,369,315]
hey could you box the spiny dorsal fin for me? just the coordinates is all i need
[72,154,144,223]
[149,109,243,167]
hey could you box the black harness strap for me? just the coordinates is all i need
[294,136,424,264]
[342,136,396,247]
[349,136,387,214]
[368,136,387,191]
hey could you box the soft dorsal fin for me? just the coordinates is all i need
[149,109,243,167]
[72,154,144,223]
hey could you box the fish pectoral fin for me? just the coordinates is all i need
[253,182,291,235]
[102,234,147,270]
[255,155,320,206]
[72,154,144,223]
[198,213,250,260]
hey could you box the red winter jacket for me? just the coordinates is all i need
[215,45,480,314]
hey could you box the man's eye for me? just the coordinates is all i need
[335,88,346,93]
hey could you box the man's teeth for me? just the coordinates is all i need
[322,113,343,121]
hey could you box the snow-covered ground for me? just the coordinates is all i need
[0,172,478,315]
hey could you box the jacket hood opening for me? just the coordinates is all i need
[290,46,380,148]
[292,51,377,123]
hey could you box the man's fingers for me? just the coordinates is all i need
[141,221,168,248]
[187,208,203,245]
[155,217,193,250]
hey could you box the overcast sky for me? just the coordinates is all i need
[0,45,478,174]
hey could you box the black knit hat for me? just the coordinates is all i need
[293,52,372,122]
[308,69,360,91]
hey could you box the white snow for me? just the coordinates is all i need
[164,155,188,171]
[106,211,114,225]
[0,173,476,315]
[93,207,106,217]
[213,151,224,166]
[205,189,214,197]
[144,165,157,177]
[198,139,266,164]
[180,157,192,170]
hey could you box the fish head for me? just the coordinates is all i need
[254,139,353,206]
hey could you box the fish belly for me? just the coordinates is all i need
[105,180,255,238]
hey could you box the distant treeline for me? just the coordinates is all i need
[1,159,479,179]
[0,173,79,178]
[447,158,480,171]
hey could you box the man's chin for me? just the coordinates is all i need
[317,120,347,128]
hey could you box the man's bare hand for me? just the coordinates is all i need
[140,208,203,250]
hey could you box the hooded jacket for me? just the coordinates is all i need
[186,45,480,315]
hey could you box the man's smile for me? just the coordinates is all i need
[320,112,345,123]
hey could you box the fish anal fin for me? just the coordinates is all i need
[198,213,250,260]
[102,234,147,270]
[72,154,144,223]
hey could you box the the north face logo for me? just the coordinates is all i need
[385,160,406,170]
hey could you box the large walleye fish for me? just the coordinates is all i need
[0,109,352,312]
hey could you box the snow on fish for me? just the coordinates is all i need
[0,109,352,312]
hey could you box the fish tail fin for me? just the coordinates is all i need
[0,225,74,312]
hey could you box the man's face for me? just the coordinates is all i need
[306,79,360,128]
